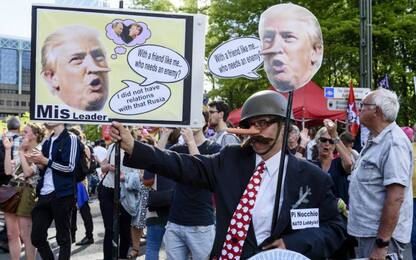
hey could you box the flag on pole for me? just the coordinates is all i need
[413,76,416,94]
[347,80,360,137]
[378,74,390,89]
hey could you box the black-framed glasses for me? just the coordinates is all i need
[208,110,219,114]
[319,137,335,145]
[248,118,279,130]
[360,103,376,109]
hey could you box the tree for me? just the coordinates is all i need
[83,125,102,143]
[132,0,177,11]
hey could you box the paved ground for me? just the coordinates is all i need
[0,195,166,259]
[0,197,413,259]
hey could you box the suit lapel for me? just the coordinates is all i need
[271,154,301,238]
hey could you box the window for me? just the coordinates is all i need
[21,101,26,107]
[6,100,12,106]
[14,101,19,106]
[0,100,4,105]
[0,48,18,85]
[22,51,31,85]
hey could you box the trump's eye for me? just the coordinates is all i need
[69,55,84,65]
[91,49,106,63]
[262,31,275,50]
[281,32,297,42]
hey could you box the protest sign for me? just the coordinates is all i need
[208,37,263,79]
[30,5,206,127]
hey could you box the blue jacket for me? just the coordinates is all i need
[36,129,80,198]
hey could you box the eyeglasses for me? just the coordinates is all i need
[319,137,335,145]
[248,118,279,130]
[208,110,219,114]
[360,103,376,109]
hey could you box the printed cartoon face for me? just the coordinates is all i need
[113,22,123,36]
[129,24,142,38]
[43,33,110,111]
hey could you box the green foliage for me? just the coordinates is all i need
[132,0,177,11]
[83,125,102,143]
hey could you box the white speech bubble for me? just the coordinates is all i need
[208,37,263,79]
[127,44,190,86]
[109,80,171,115]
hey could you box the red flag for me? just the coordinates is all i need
[101,125,112,141]
[347,80,360,137]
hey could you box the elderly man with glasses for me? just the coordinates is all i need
[348,87,413,260]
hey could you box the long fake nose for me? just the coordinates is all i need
[84,55,111,74]
[226,125,260,136]
[260,36,284,56]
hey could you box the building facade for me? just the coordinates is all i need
[0,36,31,119]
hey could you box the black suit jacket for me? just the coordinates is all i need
[124,142,346,259]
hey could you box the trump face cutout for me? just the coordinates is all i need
[259,4,323,92]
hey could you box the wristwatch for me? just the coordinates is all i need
[375,238,390,248]
[333,136,341,144]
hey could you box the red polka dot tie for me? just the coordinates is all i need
[220,161,266,260]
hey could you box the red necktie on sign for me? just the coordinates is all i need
[220,161,266,260]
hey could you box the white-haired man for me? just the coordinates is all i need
[348,88,413,259]
[41,25,111,111]
[259,3,323,92]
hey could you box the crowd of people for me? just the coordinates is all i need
[0,2,415,260]
[0,86,415,260]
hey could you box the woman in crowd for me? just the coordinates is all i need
[311,119,353,204]
[287,124,309,158]
[123,128,152,259]
[310,119,354,259]
[99,140,135,260]
[2,123,45,260]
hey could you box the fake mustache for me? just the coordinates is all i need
[248,135,274,145]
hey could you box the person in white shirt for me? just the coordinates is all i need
[208,100,240,146]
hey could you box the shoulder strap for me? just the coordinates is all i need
[101,144,116,182]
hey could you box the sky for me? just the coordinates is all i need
[0,0,183,39]
[0,0,55,39]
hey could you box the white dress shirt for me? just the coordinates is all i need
[251,151,287,245]
[40,136,57,195]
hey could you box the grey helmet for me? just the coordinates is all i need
[239,90,292,128]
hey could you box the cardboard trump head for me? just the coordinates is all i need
[259,3,323,92]
[41,25,111,111]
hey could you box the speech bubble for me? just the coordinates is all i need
[115,46,126,55]
[111,46,127,60]
[127,44,190,86]
[208,37,263,79]
[105,19,151,47]
[109,80,171,115]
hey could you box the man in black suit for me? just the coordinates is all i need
[111,90,346,259]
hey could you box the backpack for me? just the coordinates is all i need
[75,143,99,183]
[0,134,20,185]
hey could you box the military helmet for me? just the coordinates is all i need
[239,90,292,128]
